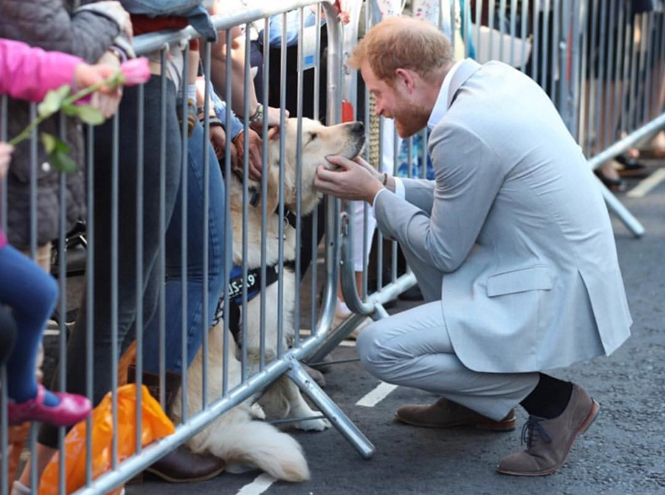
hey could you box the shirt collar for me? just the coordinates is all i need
[427,58,466,130]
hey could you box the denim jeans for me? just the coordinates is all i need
[39,76,182,448]
[0,244,58,401]
[142,120,228,374]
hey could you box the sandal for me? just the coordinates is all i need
[614,155,650,178]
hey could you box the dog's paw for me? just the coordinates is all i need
[295,416,331,432]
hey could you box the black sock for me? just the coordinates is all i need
[520,373,573,419]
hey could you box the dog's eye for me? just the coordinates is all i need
[309,132,317,142]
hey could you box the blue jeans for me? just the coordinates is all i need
[0,244,58,401]
[142,121,228,374]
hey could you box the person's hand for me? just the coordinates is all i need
[89,51,123,118]
[266,106,288,127]
[73,63,119,93]
[233,129,263,181]
[0,143,14,181]
[94,1,133,40]
[209,124,238,168]
[314,155,383,204]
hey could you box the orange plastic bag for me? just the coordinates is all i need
[38,384,175,495]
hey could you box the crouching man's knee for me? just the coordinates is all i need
[356,322,393,380]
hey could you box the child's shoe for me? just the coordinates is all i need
[7,384,91,427]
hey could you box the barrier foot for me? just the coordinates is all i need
[286,359,375,459]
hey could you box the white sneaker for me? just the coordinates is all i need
[333,300,353,329]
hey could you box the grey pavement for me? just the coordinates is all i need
[45,159,665,495]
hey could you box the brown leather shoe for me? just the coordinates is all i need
[395,398,516,431]
[127,365,225,483]
[145,447,226,483]
[496,384,600,477]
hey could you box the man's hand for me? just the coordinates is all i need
[314,155,384,204]
[233,129,263,181]
[0,143,14,181]
[209,125,238,168]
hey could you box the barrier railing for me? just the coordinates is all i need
[0,2,374,495]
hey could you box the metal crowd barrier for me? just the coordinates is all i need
[1,1,664,494]
[317,0,664,364]
[1,2,374,495]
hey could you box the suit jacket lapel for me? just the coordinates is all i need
[446,59,482,108]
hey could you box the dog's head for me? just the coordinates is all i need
[260,118,365,216]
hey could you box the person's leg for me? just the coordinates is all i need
[36,76,181,450]
[142,121,227,374]
[357,301,539,421]
[0,245,58,405]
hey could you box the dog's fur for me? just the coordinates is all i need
[169,118,365,481]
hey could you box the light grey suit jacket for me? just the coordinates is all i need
[374,59,632,373]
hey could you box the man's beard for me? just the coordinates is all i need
[390,100,429,139]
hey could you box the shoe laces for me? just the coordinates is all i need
[521,416,552,448]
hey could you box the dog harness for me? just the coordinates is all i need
[211,209,298,347]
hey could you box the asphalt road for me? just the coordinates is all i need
[43,158,665,495]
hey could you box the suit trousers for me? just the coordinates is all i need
[356,243,540,421]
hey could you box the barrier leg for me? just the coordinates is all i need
[286,359,374,459]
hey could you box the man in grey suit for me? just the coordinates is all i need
[315,16,631,476]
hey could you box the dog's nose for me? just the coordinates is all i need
[350,121,364,136]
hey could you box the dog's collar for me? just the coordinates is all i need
[233,171,296,230]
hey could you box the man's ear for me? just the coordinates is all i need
[267,125,281,142]
[395,68,416,93]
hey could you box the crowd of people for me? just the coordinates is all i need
[0,0,660,492]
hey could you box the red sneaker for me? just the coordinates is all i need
[7,384,91,427]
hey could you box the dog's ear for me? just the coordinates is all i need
[267,125,281,142]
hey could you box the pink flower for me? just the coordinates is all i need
[120,57,151,86]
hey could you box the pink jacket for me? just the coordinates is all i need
[0,39,84,249]
[0,39,84,103]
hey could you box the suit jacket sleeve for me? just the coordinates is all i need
[400,177,435,214]
[375,122,503,273]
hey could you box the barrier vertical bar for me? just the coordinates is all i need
[110,103,120,472]
[158,47,169,408]
[260,19,270,372]
[180,41,191,423]
[134,83,145,453]
[84,124,95,486]
[201,40,212,407]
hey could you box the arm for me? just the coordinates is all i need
[374,123,504,273]
[0,40,83,102]
[208,25,260,119]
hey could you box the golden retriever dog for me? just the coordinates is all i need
[170,118,365,482]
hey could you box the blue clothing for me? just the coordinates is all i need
[0,244,58,403]
[121,0,217,40]
[209,81,244,139]
[142,120,228,374]
[263,9,322,48]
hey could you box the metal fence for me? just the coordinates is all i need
[0,1,663,494]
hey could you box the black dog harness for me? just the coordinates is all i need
[211,209,297,347]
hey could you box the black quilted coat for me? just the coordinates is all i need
[0,0,119,247]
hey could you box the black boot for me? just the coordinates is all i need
[127,366,226,483]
